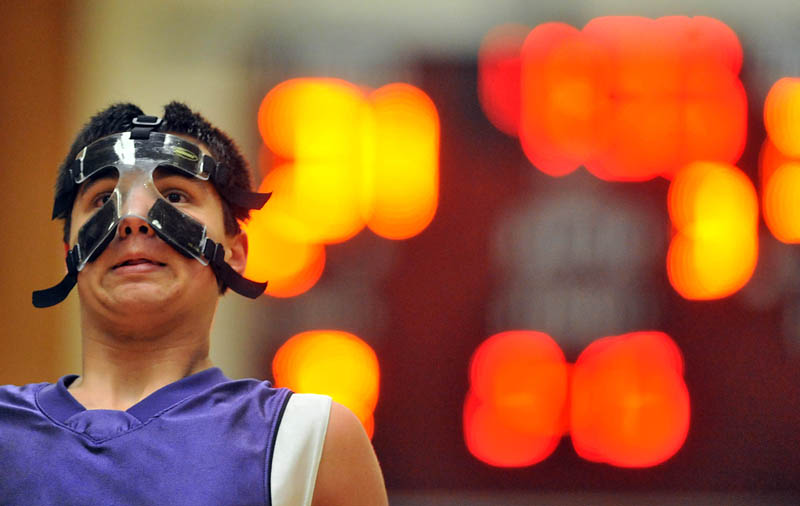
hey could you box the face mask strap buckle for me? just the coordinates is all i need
[202,240,267,299]
[130,115,162,140]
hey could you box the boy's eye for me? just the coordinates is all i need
[165,191,187,204]
[92,193,112,207]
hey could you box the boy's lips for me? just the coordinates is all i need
[113,258,165,268]
[112,253,167,270]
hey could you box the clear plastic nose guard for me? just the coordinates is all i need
[33,120,270,308]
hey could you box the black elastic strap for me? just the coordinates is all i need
[52,160,79,219]
[32,248,79,308]
[32,273,77,308]
[202,240,266,298]
[52,193,73,221]
[219,186,272,211]
[208,159,271,211]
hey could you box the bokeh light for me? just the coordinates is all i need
[242,210,325,298]
[763,162,800,244]
[761,80,800,244]
[367,83,440,239]
[759,138,795,192]
[250,78,440,296]
[764,77,800,158]
[519,22,598,177]
[570,331,690,468]
[273,330,380,437]
[257,79,369,244]
[258,77,368,161]
[667,161,758,300]
[463,331,569,467]
[241,165,327,297]
[507,16,747,181]
[478,23,529,136]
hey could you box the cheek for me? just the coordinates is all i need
[68,212,82,247]
[74,264,102,298]
[195,207,229,241]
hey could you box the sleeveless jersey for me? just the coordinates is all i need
[0,368,330,506]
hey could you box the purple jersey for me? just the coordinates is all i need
[0,368,292,505]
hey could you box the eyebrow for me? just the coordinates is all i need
[76,165,208,198]
[153,165,207,189]
[153,165,195,179]
[77,169,116,198]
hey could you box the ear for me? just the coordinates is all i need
[224,231,248,276]
[64,242,70,256]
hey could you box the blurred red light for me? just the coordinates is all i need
[570,331,690,468]
[465,330,691,468]
[478,24,529,136]
[519,22,595,177]
[464,331,569,467]
[510,16,747,181]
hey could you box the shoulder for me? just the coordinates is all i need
[270,393,331,506]
[0,382,49,423]
[311,401,388,506]
[0,382,48,405]
[270,396,387,506]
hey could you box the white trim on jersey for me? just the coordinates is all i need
[270,393,332,506]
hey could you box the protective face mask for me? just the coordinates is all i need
[33,116,269,307]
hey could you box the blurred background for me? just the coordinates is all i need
[2,1,800,504]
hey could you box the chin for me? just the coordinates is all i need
[90,277,176,309]
[111,289,179,315]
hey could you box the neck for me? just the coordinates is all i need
[70,306,216,411]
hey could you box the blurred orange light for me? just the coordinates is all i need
[759,139,794,189]
[667,161,758,300]
[251,78,439,297]
[256,78,440,247]
[257,79,369,244]
[764,77,800,158]
[478,23,529,136]
[367,83,440,239]
[240,165,328,297]
[242,209,325,298]
[258,78,368,161]
[761,81,800,244]
[764,162,800,243]
[289,159,366,244]
[273,330,379,438]
[570,331,690,468]
[515,16,745,181]
[463,331,569,467]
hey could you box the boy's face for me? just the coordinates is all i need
[67,135,246,322]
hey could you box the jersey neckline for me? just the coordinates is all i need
[36,367,230,426]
